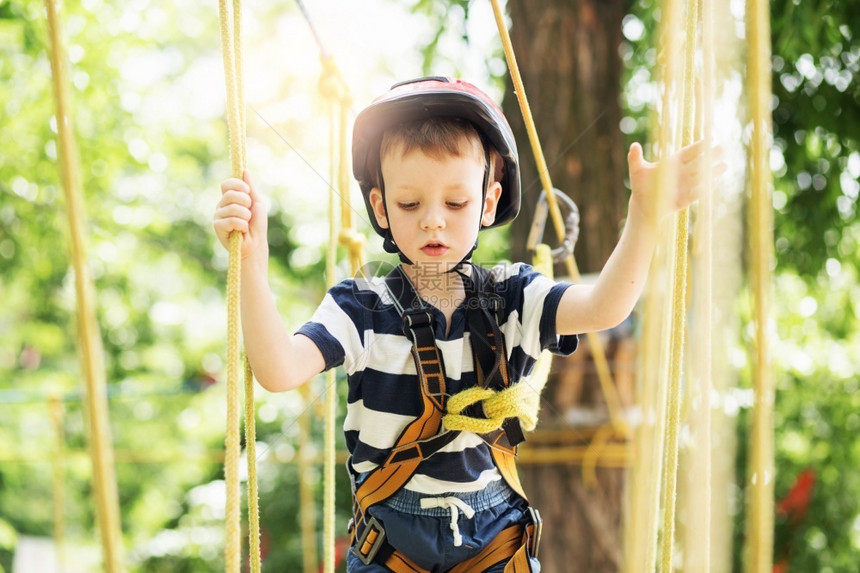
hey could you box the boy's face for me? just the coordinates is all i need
[368,137,502,273]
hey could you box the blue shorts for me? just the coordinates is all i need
[347,479,540,572]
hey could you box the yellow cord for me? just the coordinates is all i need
[217,0,261,570]
[658,0,699,569]
[323,59,341,573]
[444,383,540,434]
[746,0,776,570]
[45,0,124,570]
[684,0,716,569]
[244,358,261,573]
[49,395,67,570]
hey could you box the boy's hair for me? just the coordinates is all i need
[374,117,504,190]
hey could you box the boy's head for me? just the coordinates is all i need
[353,77,520,263]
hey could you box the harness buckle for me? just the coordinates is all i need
[527,507,543,559]
[354,515,387,565]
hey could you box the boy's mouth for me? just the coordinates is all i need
[420,241,449,256]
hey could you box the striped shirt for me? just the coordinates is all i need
[296,262,577,496]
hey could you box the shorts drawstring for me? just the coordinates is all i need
[419,496,476,547]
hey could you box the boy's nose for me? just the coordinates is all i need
[420,207,445,230]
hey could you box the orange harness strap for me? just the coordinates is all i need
[381,522,537,573]
[352,312,448,519]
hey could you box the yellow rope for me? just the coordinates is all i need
[658,0,698,569]
[319,56,365,275]
[322,60,341,573]
[244,358,261,573]
[488,0,625,438]
[321,50,366,573]
[444,383,540,434]
[45,1,124,570]
[582,424,616,488]
[49,395,67,569]
[745,0,776,570]
[297,382,318,573]
[217,0,261,570]
[684,0,716,569]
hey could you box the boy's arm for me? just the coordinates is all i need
[214,171,326,391]
[554,200,657,334]
[555,140,724,335]
[240,256,326,392]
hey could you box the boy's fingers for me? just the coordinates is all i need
[712,161,729,178]
[243,169,264,205]
[680,139,726,165]
[215,218,249,238]
[219,189,252,208]
[627,142,645,167]
[221,177,249,195]
[217,203,252,221]
[679,140,707,163]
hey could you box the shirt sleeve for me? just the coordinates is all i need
[295,280,366,373]
[500,263,578,358]
[537,280,579,356]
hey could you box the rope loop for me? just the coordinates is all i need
[443,383,538,434]
[318,56,348,102]
[338,227,366,252]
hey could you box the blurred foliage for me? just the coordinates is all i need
[770,0,860,278]
[0,0,857,571]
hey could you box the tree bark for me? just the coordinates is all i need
[502,1,629,571]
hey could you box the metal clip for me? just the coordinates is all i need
[526,188,581,263]
[527,507,543,559]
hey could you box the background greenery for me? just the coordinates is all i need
[0,0,857,571]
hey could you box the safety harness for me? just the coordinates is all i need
[348,264,542,572]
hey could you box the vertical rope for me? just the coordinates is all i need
[630,0,686,567]
[45,1,124,570]
[232,0,246,173]
[684,0,716,568]
[49,395,67,570]
[297,383,318,573]
[323,69,341,573]
[217,0,260,570]
[658,0,698,568]
[245,358,261,573]
[745,0,776,569]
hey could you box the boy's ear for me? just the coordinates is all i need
[481,181,503,227]
[368,188,390,229]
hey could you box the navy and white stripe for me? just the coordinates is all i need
[296,263,578,495]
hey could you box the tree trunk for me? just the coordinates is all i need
[502,1,629,571]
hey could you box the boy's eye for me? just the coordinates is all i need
[398,202,418,210]
[447,201,467,209]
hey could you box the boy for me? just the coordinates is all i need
[214,77,721,572]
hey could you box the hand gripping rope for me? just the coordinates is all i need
[216,0,262,571]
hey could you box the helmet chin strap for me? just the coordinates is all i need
[382,229,414,265]
[446,138,491,275]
